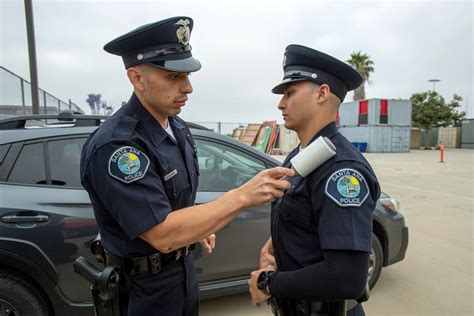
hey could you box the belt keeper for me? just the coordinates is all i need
[147,253,161,274]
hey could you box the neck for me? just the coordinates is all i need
[135,91,168,129]
[297,114,335,148]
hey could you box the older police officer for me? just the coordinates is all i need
[248,45,381,316]
[80,17,293,316]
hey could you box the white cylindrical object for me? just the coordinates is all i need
[290,136,336,177]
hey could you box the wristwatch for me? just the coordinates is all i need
[257,271,274,296]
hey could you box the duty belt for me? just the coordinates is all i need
[105,245,193,276]
[309,300,358,316]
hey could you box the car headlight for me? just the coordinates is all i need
[380,197,400,215]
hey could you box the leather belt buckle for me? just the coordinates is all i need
[147,253,161,274]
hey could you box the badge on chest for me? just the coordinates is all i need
[325,168,369,207]
[108,146,150,184]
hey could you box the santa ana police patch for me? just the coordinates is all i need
[325,168,369,207]
[108,146,150,184]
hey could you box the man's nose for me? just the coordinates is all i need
[277,98,286,110]
[182,76,193,94]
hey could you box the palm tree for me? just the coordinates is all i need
[346,51,374,100]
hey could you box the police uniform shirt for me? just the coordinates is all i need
[80,93,200,313]
[271,122,380,272]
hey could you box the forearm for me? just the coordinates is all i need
[141,188,246,252]
[269,250,369,301]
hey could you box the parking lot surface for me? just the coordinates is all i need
[200,149,474,316]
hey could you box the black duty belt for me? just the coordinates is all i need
[310,300,358,315]
[105,245,193,276]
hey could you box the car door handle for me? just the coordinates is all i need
[1,215,49,223]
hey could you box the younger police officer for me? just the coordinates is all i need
[80,17,294,316]
[248,45,380,316]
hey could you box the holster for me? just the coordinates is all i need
[73,256,122,316]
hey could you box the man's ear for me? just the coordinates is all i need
[316,84,331,104]
[127,66,146,91]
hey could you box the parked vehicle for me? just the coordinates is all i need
[0,113,408,316]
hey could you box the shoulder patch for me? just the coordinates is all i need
[108,146,150,184]
[325,168,369,207]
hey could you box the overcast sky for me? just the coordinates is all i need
[1,0,473,125]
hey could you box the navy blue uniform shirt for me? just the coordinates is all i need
[80,93,200,315]
[271,122,380,314]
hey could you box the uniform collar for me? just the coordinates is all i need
[307,121,339,145]
[284,121,338,167]
[125,93,182,147]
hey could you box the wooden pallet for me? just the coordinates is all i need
[240,124,262,146]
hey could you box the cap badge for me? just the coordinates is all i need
[137,53,143,61]
[175,19,191,46]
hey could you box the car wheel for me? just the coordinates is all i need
[368,233,383,289]
[0,271,49,316]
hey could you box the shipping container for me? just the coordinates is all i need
[337,98,411,152]
[339,125,410,152]
[461,119,474,149]
[339,98,411,127]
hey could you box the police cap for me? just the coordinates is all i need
[103,16,201,72]
[272,45,362,101]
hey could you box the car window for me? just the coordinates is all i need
[195,139,266,191]
[0,144,11,165]
[47,138,86,187]
[8,143,46,184]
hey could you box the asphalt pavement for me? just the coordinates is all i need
[199,149,474,316]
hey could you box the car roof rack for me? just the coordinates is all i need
[0,110,108,130]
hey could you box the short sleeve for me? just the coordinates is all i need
[311,163,378,253]
[85,143,171,240]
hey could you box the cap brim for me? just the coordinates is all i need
[271,78,309,94]
[148,56,201,73]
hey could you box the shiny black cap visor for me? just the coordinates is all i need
[148,56,202,73]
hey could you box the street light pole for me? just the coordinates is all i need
[428,79,441,92]
[24,0,40,114]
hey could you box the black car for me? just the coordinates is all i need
[0,113,408,316]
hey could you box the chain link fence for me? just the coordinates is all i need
[193,121,250,137]
[0,66,83,116]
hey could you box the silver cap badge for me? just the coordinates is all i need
[175,19,191,46]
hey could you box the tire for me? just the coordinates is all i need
[0,270,49,316]
[368,233,383,289]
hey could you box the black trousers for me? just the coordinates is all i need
[121,258,198,316]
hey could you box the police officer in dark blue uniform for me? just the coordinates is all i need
[248,45,381,316]
[80,16,294,316]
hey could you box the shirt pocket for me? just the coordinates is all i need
[163,169,190,200]
[280,194,312,230]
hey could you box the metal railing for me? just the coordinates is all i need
[0,66,83,116]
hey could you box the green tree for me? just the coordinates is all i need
[346,51,374,100]
[410,91,465,147]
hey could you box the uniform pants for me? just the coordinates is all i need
[123,257,198,316]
